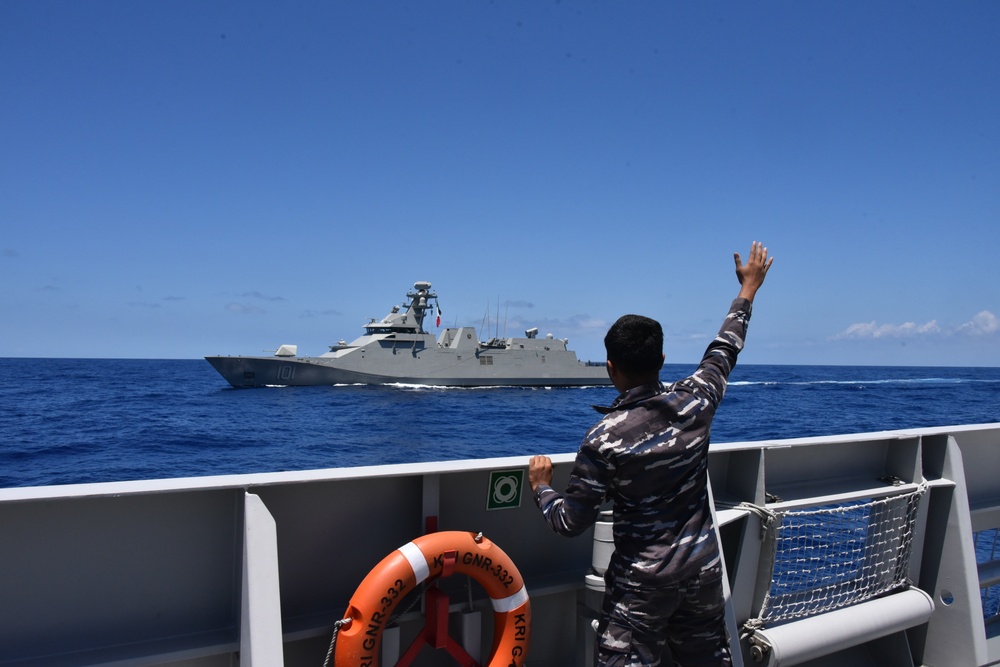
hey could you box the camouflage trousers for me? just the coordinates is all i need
[596,564,732,667]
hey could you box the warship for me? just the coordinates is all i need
[205,281,612,388]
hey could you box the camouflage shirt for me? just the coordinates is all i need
[534,298,753,588]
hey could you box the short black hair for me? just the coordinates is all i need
[604,314,664,375]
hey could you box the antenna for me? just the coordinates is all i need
[480,300,489,342]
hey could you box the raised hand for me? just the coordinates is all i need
[734,241,774,302]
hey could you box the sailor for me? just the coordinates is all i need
[528,241,773,667]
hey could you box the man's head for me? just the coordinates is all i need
[604,314,664,390]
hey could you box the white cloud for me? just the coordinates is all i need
[242,291,286,302]
[833,311,998,340]
[833,320,940,340]
[958,310,1000,335]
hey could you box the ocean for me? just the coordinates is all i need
[1,359,998,489]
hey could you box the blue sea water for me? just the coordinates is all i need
[1,359,998,489]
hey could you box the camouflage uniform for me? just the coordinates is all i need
[533,298,753,666]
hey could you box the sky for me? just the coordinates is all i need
[1,1,998,366]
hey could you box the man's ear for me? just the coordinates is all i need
[606,359,627,391]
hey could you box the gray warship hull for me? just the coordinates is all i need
[206,282,612,388]
[205,344,610,388]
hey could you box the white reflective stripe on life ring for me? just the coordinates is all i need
[491,586,529,613]
[399,541,430,584]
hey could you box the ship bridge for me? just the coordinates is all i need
[364,281,439,335]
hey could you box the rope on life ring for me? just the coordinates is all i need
[333,530,531,667]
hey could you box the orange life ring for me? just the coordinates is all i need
[334,530,531,667]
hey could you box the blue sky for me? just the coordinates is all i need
[2,1,997,366]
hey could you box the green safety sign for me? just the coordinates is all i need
[486,469,524,510]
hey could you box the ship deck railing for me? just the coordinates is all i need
[1,423,1000,666]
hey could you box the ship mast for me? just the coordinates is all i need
[405,281,439,334]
